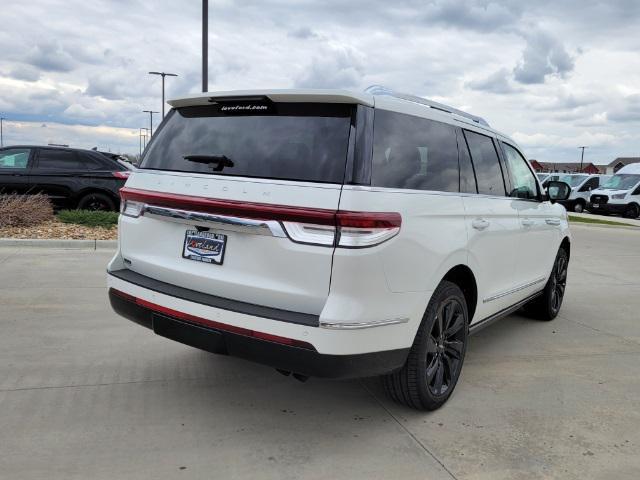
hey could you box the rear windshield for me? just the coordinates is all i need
[140,103,352,184]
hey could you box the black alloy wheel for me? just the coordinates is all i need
[425,296,466,397]
[524,247,569,321]
[77,192,116,211]
[383,280,468,410]
[549,251,568,316]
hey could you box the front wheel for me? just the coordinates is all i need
[524,248,568,321]
[383,281,468,410]
[623,203,640,219]
[573,201,584,213]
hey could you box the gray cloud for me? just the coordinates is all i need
[26,41,76,72]
[513,31,575,84]
[607,95,640,122]
[295,45,365,89]
[7,64,41,82]
[422,0,523,32]
[288,27,318,39]
[466,69,520,94]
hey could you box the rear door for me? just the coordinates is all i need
[460,130,520,322]
[31,148,87,207]
[0,147,34,194]
[119,101,353,315]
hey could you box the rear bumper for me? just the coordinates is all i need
[108,287,409,379]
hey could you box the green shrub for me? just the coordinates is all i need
[0,194,54,228]
[57,210,119,228]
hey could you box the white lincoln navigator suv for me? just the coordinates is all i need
[108,87,572,410]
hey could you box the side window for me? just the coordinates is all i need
[83,153,109,170]
[463,130,506,196]
[633,184,640,196]
[37,149,85,170]
[580,177,599,192]
[456,129,477,193]
[501,143,538,200]
[0,148,31,170]
[371,110,459,192]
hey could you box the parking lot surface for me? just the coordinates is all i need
[1,224,639,480]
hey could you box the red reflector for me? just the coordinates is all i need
[109,288,314,350]
[113,171,131,179]
[120,187,336,225]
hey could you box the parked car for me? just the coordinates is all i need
[107,88,572,410]
[555,174,611,213]
[537,173,550,184]
[589,163,640,218]
[0,145,131,211]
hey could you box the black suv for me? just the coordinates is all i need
[0,145,131,211]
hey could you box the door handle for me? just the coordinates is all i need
[545,218,561,226]
[521,218,535,227]
[471,218,490,230]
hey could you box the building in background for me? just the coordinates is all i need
[529,160,600,174]
[594,157,640,175]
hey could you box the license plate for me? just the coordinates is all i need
[183,230,227,265]
[593,204,599,208]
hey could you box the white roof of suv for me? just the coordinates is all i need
[167,87,513,144]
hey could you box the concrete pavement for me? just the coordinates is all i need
[0,224,639,479]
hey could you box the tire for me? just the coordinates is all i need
[524,248,568,321]
[623,203,640,219]
[76,192,116,211]
[383,281,468,411]
[573,201,584,213]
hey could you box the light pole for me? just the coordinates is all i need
[578,146,588,172]
[139,127,150,156]
[142,110,159,137]
[202,0,208,92]
[0,116,5,147]
[148,71,178,118]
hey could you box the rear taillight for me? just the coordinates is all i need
[282,212,401,248]
[119,188,401,248]
[112,171,131,179]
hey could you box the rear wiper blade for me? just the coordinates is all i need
[183,154,234,171]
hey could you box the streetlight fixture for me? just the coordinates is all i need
[578,146,588,172]
[202,0,208,92]
[142,110,159,137]
[148,71,178,118]
[0,116,5,147]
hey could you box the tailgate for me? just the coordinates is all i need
[119,171,342,315]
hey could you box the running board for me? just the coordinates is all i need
[469,290,543,335]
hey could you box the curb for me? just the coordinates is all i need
[0,238,117,249]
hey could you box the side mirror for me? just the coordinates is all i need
[546,181,571,203]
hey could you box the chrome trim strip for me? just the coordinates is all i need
[319,317,409,330]
[483,277,546,304]
[142,205,287,237]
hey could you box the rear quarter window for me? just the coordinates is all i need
[371,110,459,192]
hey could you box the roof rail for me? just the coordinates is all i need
[364,85,490,128]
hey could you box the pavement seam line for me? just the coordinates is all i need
[0,377,183,393]
[359,380,459,480]
[560,315,640,347]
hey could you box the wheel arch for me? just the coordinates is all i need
[441,264,478,324]
[560,236,571,260]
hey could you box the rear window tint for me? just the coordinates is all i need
[463,130,506,196]
[371,110,459,192]
[140,103,352,184]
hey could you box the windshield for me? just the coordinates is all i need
[601,174,640,190]
[557,174,588,187]
[140,103,352,184]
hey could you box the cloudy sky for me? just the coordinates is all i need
[1,0,639,163]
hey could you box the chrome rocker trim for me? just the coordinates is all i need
[320,318,409,330]
[483,277,546,304]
